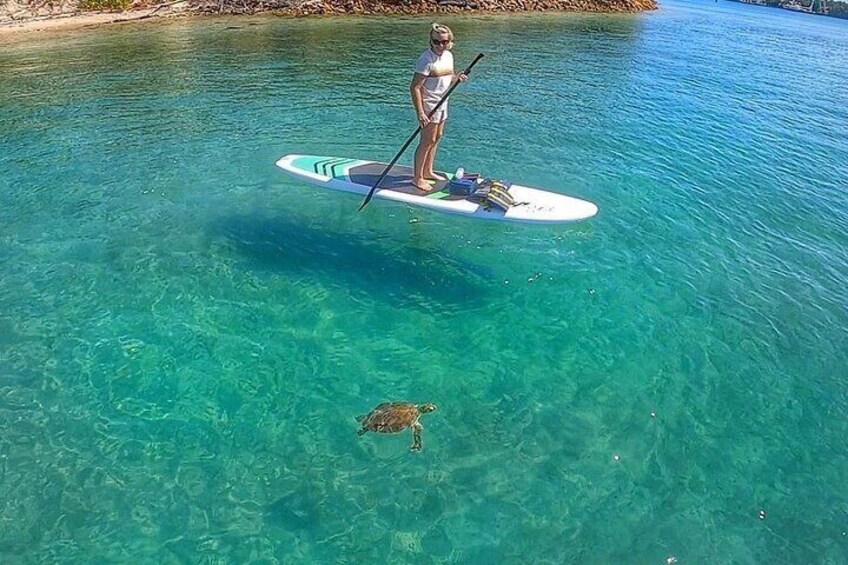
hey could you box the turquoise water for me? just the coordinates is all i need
[1,1,847,561]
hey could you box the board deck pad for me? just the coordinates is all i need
[347,162,466,200]
[276,154,599,224]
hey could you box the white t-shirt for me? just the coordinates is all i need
[414,49,455,110]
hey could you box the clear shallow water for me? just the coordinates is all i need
[1,1,847,562]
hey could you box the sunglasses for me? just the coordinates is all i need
[431,39,450,46]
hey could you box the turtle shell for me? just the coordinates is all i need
[360,402,421,434]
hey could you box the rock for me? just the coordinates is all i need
[1,0,657,26]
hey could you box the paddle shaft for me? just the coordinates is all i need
[358,53,485,212]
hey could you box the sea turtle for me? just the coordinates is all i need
[356,402,437,452]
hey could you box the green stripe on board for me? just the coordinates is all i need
[290,156,331,174]
[329,159,356,179]
[321,158,348,176]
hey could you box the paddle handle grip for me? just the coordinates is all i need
[461,53,485,77]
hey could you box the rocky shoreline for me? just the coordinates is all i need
[1,0,657,35]
[195,0,657,16]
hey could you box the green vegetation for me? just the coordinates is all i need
[79,0,132,10]
[735,0,848,19]
[827,0,848,17]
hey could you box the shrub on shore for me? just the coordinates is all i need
[79,0,132,9]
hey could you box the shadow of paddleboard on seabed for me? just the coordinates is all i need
[214,213,494,313]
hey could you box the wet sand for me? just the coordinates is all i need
[0,8,168,39]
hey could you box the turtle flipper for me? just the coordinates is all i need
[410,422,423,451]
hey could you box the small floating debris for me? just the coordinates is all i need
[666,557,677,565]
[613,454,620,462]
[588,287,596,295]
[409,218,420,224]
[758,509,766,520]
[650,411,656,418]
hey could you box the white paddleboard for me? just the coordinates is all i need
[275,154,598,224]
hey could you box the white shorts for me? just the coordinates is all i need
[424,99,448,124]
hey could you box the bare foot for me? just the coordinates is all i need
[412,179,433,192]
[425,172,448,181]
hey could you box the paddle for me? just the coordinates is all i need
[358,53,485,212]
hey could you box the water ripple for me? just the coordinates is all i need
[1,4,847,563]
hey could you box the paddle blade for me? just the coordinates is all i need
[358,178,383,211]
[357,197,370,212]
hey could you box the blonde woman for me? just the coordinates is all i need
[411,23,468,192]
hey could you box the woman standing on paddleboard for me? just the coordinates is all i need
[411,23,467,193]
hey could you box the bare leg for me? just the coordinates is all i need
[423,121,447,181]
[413,124,439,192]
[410,422,423,451]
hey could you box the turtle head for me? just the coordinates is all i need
[419,403,437,413]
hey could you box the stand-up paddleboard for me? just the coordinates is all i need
[275,154,598,224]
